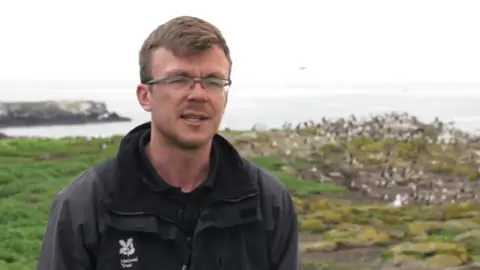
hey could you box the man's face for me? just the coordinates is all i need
[136,45,230,149]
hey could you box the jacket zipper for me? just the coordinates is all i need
[111,191,259,270]
[110,210,193,269]
[109,210,185,230]
[217,192,258,203]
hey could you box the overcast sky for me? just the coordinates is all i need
[0,0,479,84]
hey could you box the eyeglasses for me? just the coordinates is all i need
[146,76,232,93]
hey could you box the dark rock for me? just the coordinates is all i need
[0,100,131,128]
[0,132,7,139]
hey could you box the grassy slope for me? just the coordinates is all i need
[4,130,480,269]
[0,136,122,269]
[0,133,343,270]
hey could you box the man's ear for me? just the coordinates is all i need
[136,84,152,112]
[224,92,228,109]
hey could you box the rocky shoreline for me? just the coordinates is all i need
[0,100,131,128]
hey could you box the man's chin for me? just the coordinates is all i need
[173,135,212,150]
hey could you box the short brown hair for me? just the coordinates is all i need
[138,16,232,83]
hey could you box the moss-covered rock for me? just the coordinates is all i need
[303,198,332,212]
[388,242,469,264]
[292,196,307,212]
[301,259,324,270]
[442,202,479,219]
[323,224,392,248]
[300,218,328,233]
[301,241,338,253]
[453,229,480,256]
[424,254,464,268]
[381,254,427,270]
[408,219,479,238]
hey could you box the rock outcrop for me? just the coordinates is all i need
[223,112,480,207]
[0,100,131,127]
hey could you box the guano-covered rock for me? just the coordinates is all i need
[0,100,131,127]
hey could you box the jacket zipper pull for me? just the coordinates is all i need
[217,258,223,270]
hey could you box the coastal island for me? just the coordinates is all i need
[0,100,131,128]
[3,112,480,269]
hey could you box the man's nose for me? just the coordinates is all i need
[187,81,209,101]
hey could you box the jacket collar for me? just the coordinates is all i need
[101,122,259,214]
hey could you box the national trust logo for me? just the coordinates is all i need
[118,238,139,268]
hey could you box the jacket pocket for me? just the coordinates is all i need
[96,213,184,270]
[194,224,269,270]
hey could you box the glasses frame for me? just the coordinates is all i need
[145,76,232,93]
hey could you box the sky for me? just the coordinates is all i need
[0,0,479,84]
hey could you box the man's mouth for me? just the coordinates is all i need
[181,114,209,122]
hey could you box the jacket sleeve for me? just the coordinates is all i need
[37,170,99,270]
[270,191,301,270]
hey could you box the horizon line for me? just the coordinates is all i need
[1,79,480,86]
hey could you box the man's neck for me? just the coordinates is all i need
[146,132,212,193]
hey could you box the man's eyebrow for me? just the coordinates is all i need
[163,69,191,77]
[162,69,228,78]
[203,71,229,78]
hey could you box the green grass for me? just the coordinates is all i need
[272,170,346,196]
[4,127,480,269]
[0,136,120,268]
[250,155,347,196]
[0,133,342,269]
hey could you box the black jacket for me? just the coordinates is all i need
[37,123,300,270]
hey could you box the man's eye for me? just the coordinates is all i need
[167,77,190,85]
[204,78,225,87]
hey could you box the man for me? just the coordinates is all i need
[37,16,300,270]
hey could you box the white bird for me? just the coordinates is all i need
[388,194,403,208]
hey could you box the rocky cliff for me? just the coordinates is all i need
[0,100,131,127]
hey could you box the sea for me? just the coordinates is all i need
[2,81,480,138]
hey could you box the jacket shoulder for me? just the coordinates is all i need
[242,159,295,230]
[242,159,291,199]
[242,159,299,265]
[52,158,116,222]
